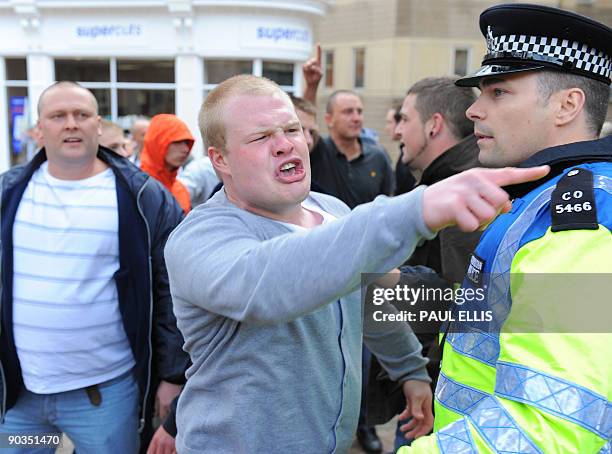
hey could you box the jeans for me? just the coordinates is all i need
[0,370,139,454]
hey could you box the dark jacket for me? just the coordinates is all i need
[395,146,417,196]
[406,134,482,283]
[0,147,190,430]
[366,134,482,425]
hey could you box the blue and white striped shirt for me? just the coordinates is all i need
[13,162,135,394]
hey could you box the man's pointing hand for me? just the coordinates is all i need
[423,166,550,232]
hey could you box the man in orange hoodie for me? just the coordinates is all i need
[141,114,194,212]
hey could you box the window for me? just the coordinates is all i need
[55,59,110,82]
[203,58,299,94]
[453,49,469,77]
[262,61,294,87]
[117,60,174,83]
[53,58,176,123]
[117,89,175,117]
[89,89,112,118]
[5,58,27,80]
[353,48,365,89]
[324,50,334,88]
[205,60,252,85]
[4,58,30,167]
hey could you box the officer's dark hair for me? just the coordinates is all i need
[37,81,99,116]
[537,70,610,137]
[326,89,360,114]
[407,77,476,139]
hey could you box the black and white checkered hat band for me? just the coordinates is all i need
[487,33,611,80]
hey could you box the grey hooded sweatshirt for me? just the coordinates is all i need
[165,187,435,454]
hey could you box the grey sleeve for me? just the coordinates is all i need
[165,187,435,325]
[363,295,430,383]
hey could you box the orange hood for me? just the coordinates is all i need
[140,114,194,212]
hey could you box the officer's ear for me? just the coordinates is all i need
[553,87,586,128]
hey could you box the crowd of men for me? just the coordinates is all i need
[0,3,610,454]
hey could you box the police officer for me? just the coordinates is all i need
[398,4,611,453]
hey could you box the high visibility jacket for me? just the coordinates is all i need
[399,137,612,453]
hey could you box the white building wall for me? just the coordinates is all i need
[175,53,204,154]
[27,54,54,122]
[0,0,330,168]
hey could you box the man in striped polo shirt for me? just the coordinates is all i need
[0,81,189,453]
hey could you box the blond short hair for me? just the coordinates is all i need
[199,75,290,153]
[101,119,123,136]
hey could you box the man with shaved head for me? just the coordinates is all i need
[163,74,549,453]
[0,81,188,453]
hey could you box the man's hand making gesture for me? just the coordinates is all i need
[302,43,323,105]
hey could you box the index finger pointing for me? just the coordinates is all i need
[316,43,322,65]
[486,165,550,187]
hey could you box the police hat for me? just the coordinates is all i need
[456,3,612,87]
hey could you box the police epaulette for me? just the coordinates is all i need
[550,168,599,232]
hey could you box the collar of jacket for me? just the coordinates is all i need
[504,135,612,199]
[420,134,480,186]
[2,146,150,195]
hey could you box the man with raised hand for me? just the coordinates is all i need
[304,45,394,211]
[398,4,611,453]
[0,81,188,453]
[163,74,548,454]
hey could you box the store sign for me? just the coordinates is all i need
[256,26,309,44]
[241,22,311,51]
[71,23,147,47]
[76,24,142,39]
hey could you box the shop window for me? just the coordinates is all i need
[55,59,110,82]
[353,48,365,89]
[117,89,175,117]
[5,58,30,166]
[89,89,111,117]
[7,87,29,166]
[5,58,27,80]
[205,60,252,84]
[453,49,469,77]
[262,61,294,87]
[324,50,334,88]
[117,60,174,83]
[53,58,176,122]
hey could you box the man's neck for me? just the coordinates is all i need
[416,135,460,174]
[225,190,323,228]
[330,133,361,161]
[46,156,109,181]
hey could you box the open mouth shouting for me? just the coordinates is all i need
[276,158,305,183]
[63,137,83,145]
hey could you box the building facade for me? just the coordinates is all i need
[314,0,612,157]
[0,0,331,170]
